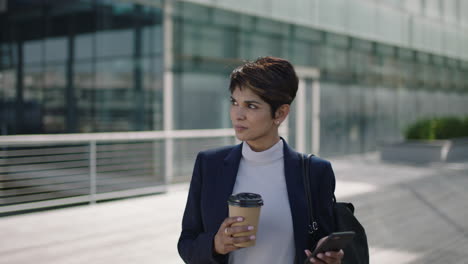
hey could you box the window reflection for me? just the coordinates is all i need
[0,1,163,135]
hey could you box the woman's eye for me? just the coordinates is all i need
[230,100,238,106]
[248,104,257,109]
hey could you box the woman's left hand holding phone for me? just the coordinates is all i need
[213,216,256,255]
[304,236,344,264]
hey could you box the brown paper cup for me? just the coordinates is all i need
[229,205,261,247]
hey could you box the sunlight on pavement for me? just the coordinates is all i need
[370,247,421,264]
[335,180,378,199]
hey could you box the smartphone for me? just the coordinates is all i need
[308,231,355,261]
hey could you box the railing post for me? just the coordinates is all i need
[165,137,173,185]
[89,141,97,204]
[0,149,6,204]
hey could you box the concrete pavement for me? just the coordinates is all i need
[0,153,467,263]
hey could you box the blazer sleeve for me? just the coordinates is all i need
[177,152,227,264]
[311,158,336,247]
[320,161,336,234]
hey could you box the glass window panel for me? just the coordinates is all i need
[255,17,288,36]
[240,32,283,60]
[216,0,265,16]
[95,59,133,132]
[404,1,422,14]
[377,8,405,44]
[325,32,348,48]
[198,27,225,58]
[1,0,164,135]
[362,86,376,152]
[23,66,44,102]
[24,40,43,65]
[443,27,458,57]
[320,82,347,157]
[181,23,196,55]
[142,57,163,131]
[142,25,163,55]
[212,9,239,27]
[461,2,468,25]
[45,37,67,62]
[173,137,236,180]
[349,50,372,76]
[443,0,458,23]
[1,70,16,101]
[96,29,133,58]
[294,25,322,43]
[347,85,364,154]
[374,86,398,143]
[293,0,316,25]
[322,46,348,72]
[173,72,230,130]
[75,62,94,133]
[22,66,45,134]
[43,64,66,133]
[412,19,426,49]
[384,0,403,9]
[348,0,376,37]
[179,2,211,23]
[432,55,444,66]
[398,48,414,60]
[75,33,94,60]
[271,0,298,21]
[351,38,373,52]
[289,40,321,67]
[417,52,430,63]
[396,88,413,137]
[238,14,255,32]
[424,0,441,18]
[425,21,443,53]
[318,0,346,31]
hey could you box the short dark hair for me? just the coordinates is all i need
[229,56,299,118]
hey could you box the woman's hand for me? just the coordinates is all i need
[213,216,256,255]
[304,236,344,264]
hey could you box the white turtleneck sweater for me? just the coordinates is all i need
[228,139,295,264]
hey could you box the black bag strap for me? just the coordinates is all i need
[301,153,318,236]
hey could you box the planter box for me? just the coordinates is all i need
[380,137,468,163]
[446,138,468,162]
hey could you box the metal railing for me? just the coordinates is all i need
[0,129,237,215]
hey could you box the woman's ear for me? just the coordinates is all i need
[274,104,290,123]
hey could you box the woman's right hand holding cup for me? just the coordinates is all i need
[214,216,256,255]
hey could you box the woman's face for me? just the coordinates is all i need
[230,87,279,149]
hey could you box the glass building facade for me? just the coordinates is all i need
[1,0,164,135]
[2,0,468,157]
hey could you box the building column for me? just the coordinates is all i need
[163,0,174,184]
[133,5,144,131]
[66,16,77,133]
[15,40,23,134]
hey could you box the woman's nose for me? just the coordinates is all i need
[234,106,246,120]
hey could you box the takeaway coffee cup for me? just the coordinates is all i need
[228,192,264,247]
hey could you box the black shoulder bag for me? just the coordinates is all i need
[302,154,369,264]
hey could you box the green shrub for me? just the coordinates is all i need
[405,116,468,140]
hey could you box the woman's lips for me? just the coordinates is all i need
[234,125,247,132]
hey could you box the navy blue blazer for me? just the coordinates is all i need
[178,139,336,264]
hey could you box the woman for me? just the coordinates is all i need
[178,57,344,264]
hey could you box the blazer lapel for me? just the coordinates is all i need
[283,140,309,255]
[214,143,243,222]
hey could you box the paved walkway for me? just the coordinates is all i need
[1,153,467,264]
